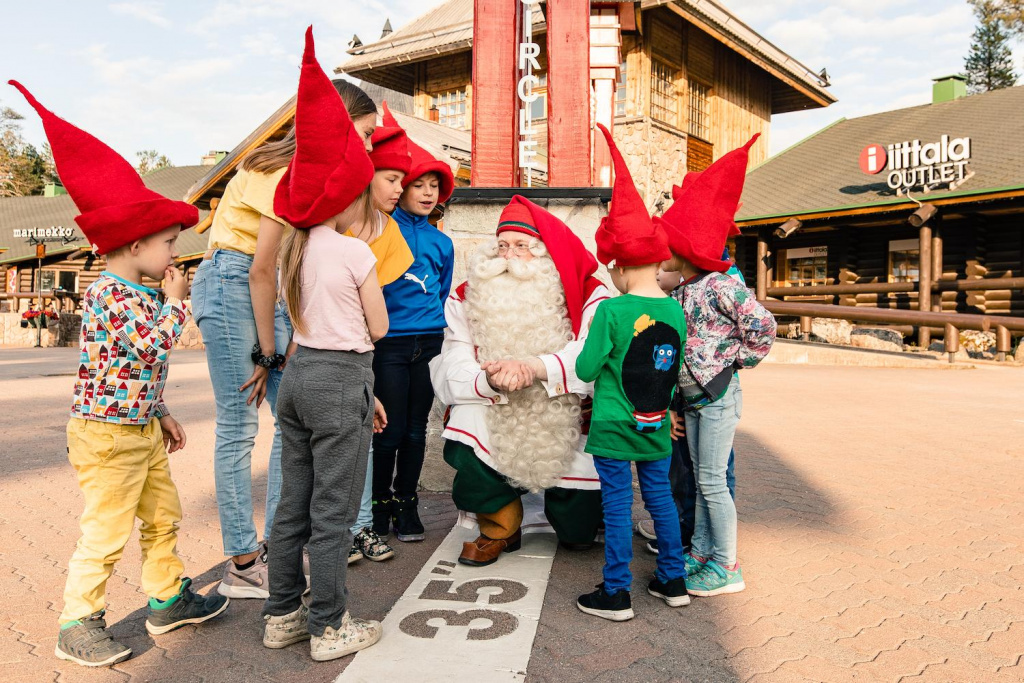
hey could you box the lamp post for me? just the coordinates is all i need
[35,243,45,348]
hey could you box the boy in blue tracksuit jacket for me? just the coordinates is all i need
[371,124,457,542]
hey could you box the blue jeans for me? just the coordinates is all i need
[684,374,742,566]
[350,446,373,535]
[192,250,292,556]
[670,440,735,550]
[593,455,686,593]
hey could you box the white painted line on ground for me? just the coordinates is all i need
[337,525,557,683]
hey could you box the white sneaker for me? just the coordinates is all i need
[263,604,310,649]
[310,611,382,661]
[217,545,269,599]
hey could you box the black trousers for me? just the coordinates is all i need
[371,334,443,501]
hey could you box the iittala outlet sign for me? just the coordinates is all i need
[859,135,972,192]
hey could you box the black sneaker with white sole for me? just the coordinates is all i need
[145,578,229,635]
[647,576,691,607]
[576,583,634,621]
[55,611,132,667]
[392,495,426,542]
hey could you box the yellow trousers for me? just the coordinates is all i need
[60,418,184,624]
[477,498,524,540]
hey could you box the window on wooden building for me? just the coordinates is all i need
[650,58,679,126]
[527,72,547,121]
[615,60,627,117]
[431,89,468,129]
[687,80,711,141]
[889,239,920,283]
[39,270,77,293]
[782,247,829,287]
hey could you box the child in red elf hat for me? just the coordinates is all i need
[260,27,386,663]
[9,79,229,667]
[654,134,777,598]
[369,103,456,547]
[574,124,690,621]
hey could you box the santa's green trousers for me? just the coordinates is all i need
[443,440,602,543]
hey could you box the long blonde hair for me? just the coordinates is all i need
[279,187,377,335]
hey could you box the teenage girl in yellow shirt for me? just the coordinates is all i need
[191,80,379,599]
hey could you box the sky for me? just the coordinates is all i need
[1,0,1021,167]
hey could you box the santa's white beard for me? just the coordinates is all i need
[464,241,581,492]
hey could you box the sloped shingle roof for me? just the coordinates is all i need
[737,86,1024,224]
[0,165,211,264]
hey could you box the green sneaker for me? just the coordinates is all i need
[145,578,229,635]
[684,553,708,578]
[685,560,745,597]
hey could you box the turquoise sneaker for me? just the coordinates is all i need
[685,560,745,597]
[684,553,708,578]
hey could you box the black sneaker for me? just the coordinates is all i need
[55,611,132,667]
[392,495,425,542]
[145,578,230,635]
[648,576,691,607]
[576,584,634,621]
[371,498,392,537]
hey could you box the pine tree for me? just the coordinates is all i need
[965,1,1018,94]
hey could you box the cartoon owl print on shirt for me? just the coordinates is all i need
[621,314,681,433]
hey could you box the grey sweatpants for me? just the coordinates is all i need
[264,345,374,636]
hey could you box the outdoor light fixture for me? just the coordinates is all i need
[908,203,937,227]
[775,218,802,238]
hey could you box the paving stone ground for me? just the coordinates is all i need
[0,347,1022,682]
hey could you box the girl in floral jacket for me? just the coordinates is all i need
[655,134,776,597]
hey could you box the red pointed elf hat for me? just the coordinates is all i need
[274,27,374,229]
[657,133,759,272]
[382,102,455,203]
[8,80,198,256]
[671,170,742,237]
[495,195,603,337]
[369,108,411,175]
[594,124,670,268]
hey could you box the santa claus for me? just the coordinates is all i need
[430,196,611,567]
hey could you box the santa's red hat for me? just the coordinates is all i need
[657,133,759,272]
[492,195,603,337]
[369,122,411,175]
[7,80,198,256]
[594,124,670,268]
[383,102,455,203]
[274,27,374,229]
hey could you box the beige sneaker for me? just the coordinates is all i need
[263,604,310,649]
[309,611,382,661]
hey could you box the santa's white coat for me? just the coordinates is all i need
[429,284,611,498]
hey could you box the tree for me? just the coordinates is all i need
[136,149,173,175]
[965,1,1018,94]
[974,0,1024,35]
[0,103,57,197]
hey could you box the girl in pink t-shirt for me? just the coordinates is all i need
[260,27,390,663]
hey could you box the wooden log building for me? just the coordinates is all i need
[733,78,1024,340]
[0,166,210,313]
[337,0,835,203]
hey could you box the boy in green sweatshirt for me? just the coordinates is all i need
[574,125,689,622]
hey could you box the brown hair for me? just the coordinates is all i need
[279,186,377,335]
[242,79,377,173]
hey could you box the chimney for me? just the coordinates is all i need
[381,19,393,39]
[349,34,362,50]
[932,75,967,104]
[44,182,67,197]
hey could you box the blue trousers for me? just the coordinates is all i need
[192,250,292,556]
[670,440,735,550]
[593,455,686,593]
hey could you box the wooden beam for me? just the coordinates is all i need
[737,188,1024,229]
[471,0,519,186]
[547,0,592,187]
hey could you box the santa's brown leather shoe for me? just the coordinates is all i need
[458,528,522,567]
